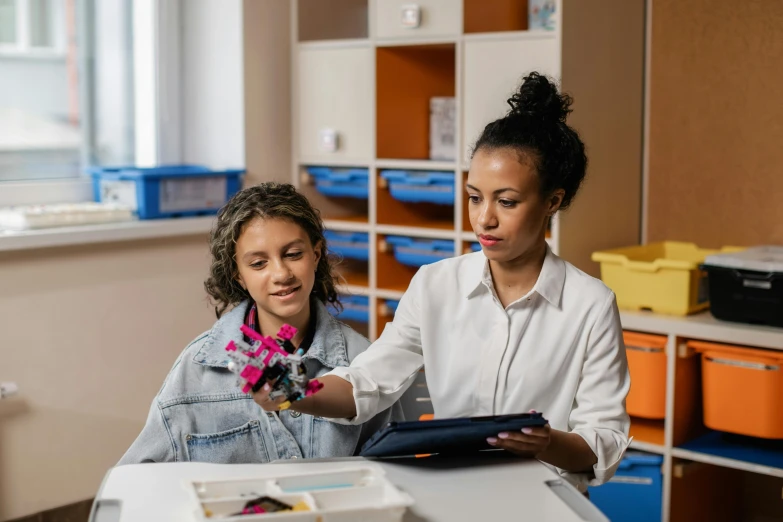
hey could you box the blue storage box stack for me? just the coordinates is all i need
[587,452,663,522]
[306,166,369,199]
[329,295,370,323]
[325,230,369,261]
[385,236,454,267]
[380,170,454,205]
[470,242,481,252]
[90,165,244,220]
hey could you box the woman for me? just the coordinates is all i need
[254,73,630,490]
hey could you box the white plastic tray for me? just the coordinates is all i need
[187,466,414,522]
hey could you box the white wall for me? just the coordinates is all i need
[0,236,216,520]
[180,0,245,169]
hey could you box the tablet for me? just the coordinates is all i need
[359,412,548,458]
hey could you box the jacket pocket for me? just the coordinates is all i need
[310,417,362,458]
[185,420,270,464]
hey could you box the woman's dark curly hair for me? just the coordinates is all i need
[472,71,587,211]
[204,182,340,318]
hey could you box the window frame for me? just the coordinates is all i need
[0,0,180,207]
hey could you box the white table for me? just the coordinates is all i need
[89,454,608,522]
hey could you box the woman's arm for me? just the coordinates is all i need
[253,375,356,418]
[254,267,429,422]
[489,422,597,473]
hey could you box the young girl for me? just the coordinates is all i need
[255,73,631,490]
[119,183,401,464]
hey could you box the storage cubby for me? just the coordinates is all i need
[297,0,368,42]
[299,167,369,223]
[330,294,370,338]
[376,44,456,160]
[463,0,529,34]
[673,338,783,471]
[377,235,424,292]
[332,257,369,288]
[377,170,454,230]
[670,459,783,522]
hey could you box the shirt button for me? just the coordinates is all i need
[186,435,192,441]
[290,411,301,418]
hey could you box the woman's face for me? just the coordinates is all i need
[234,217,321,325]
[466,147,563,263]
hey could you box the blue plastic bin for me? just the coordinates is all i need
[470,242,481,252]
[329,295,369,323]
[380,170,454,205]
[587,452,663,522]
[385,236,454,267]
[90,165,244,219]
[324,230,369,261]
[306,166,369,199]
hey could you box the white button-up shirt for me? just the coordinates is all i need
[328,248,631,487]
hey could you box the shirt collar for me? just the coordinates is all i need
[463,245,565,308]
[193,299,350,369]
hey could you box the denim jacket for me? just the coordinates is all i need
[118,300,401,465]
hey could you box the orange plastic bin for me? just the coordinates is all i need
[689,340,783,439]
[624,331,667,419]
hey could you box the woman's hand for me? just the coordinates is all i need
[252,382,289,412]
[486,410,552,458]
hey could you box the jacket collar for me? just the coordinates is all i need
[193,299,350,369]
[463,245,565,308]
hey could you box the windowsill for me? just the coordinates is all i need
[0,216,216,252]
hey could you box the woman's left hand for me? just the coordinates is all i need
[486,411,551,458]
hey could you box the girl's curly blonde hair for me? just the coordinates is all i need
[204,182,341,318]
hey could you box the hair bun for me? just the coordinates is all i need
[507,72,572,123]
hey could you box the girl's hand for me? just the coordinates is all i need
[486,410,551,458]
[252,382,289,412]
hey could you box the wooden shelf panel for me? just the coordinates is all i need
[377,235,422,292]
[620,311,783,352]
[297,0,368,42]
[629,417,665,447]
[670,459,783,522]
[463,0,528,34]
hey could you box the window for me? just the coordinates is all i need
[0,0,135,183]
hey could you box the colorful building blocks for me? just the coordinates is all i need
[224,323,324,408]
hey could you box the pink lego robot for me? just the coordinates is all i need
[224,323,324,409]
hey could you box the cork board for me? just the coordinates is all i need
[647,0,783,247]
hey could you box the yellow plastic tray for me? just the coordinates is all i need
[591,242,742,316]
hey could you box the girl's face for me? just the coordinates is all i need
[234,217,321,325]
[466,148,563,263]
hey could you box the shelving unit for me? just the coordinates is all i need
[291,0,644,341]
[615,310,783,522]
[283,2,783,521]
